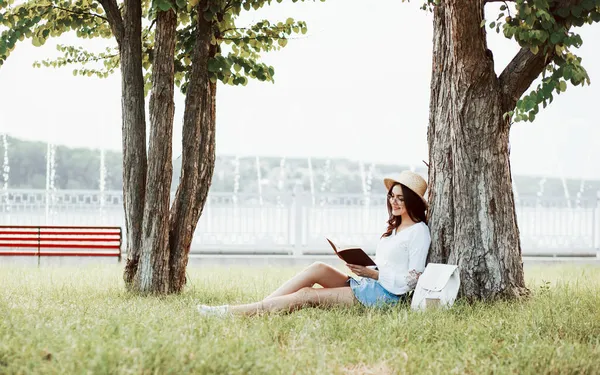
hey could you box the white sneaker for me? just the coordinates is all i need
[196,304,231,317]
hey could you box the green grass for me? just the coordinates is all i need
[0,264,599,374]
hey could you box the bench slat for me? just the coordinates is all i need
[0,225,121,229]
[0,231,121,236]
[0,251,120,256]
[0,244,120,249]
[0,226,122,259]
[0,237,120,242]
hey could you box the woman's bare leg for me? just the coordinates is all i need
[263,262,350,300]
[228,286,356,316]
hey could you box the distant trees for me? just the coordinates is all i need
[4,136,411,193]
[4,136,600,199]
[1,136,122,190]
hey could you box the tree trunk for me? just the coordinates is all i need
[102,0,216,294]
[134,8,178,294]
[118,0,147,288]
[168,4,217,293]
[427,0,528,300]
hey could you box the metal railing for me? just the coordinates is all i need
[1,189,599,256]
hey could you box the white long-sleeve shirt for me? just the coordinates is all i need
[374,221,431,295]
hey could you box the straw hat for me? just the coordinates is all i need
[383,171,428,207]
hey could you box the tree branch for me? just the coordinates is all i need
[498,48,550,110]
[553,0,583,8]
[66,53,118,64]
[220,35,306,42]
[98,0,124,45]
[49,5,109,22]
[497,0,582,110]
[223,0,235,13]
[485,1,580,7]
[147,19,157,35]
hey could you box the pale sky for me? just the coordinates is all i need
[1,0,599,180]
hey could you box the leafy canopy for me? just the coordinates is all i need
[495,0,599,122]
[0,0,318,93]
[413,0,600,123]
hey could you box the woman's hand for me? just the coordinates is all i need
[346,264,378,280]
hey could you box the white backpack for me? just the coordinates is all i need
[411,263,460,311]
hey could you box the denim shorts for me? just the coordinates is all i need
[348,277,403,308]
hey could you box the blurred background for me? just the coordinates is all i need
[1,0,599,258]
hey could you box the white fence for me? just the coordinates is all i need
[1,189,599,256]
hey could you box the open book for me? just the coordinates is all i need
[326,238,376,267]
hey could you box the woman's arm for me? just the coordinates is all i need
[346,264,379,279]
[377,226,431,294]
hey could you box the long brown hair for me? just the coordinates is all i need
[382,183,427,238]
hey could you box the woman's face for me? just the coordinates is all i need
[389,185,405,217]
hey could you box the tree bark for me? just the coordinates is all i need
[102,0,148,289]
[168,3,217,293]
[427,0,528,300]
[100,0,216,294]
[97,0,123,44]
[135,7,178,294]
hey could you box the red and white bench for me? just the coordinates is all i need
[0,226,122,261]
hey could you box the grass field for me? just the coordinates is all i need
[0,264,599,374]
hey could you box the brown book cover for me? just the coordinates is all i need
[326,238,376,267]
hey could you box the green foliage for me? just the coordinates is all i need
[206,17,308,87]
[484,0,600,122]
[173,1,310,92]
[33,44,119,78]
[0,0,113,68]
[0,0,315,93]
[0,265,599,373]
[408,0,599,123]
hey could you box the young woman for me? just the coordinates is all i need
[197,170,431,316]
